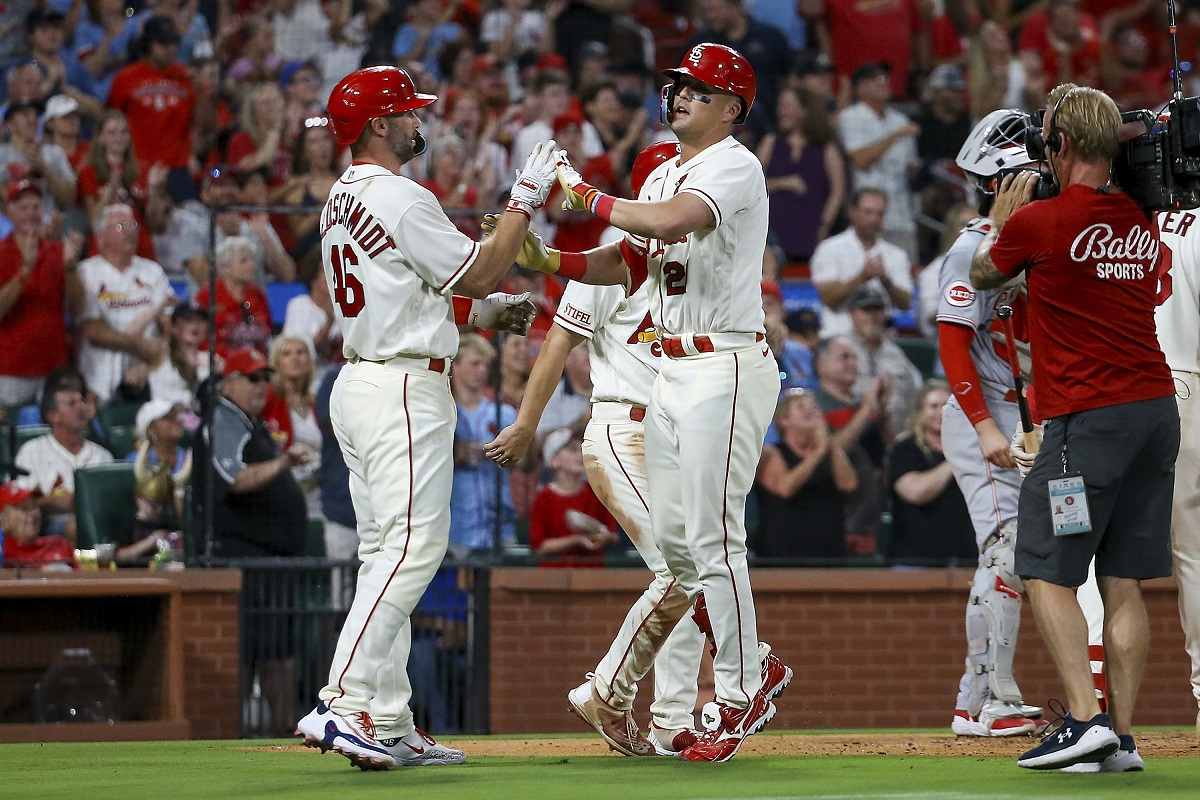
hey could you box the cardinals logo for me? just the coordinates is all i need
[626,313,663,357]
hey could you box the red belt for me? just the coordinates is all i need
[660,332,765,359]
[428,358,446,373]
[629,405,646,422]
[1003,388,1018,402]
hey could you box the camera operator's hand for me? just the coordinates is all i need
[991,171,1038,231]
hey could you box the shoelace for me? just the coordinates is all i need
[1036,698,1070,742]
[355,711,377,740]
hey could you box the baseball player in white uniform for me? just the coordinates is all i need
[485,142,740,759]
[1155,208,1200,737]
[293,66,627,771]
[556,44,790,763]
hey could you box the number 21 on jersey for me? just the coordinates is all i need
[329,243,366,317]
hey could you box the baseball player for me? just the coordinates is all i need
[939,110,1046,737]
[485,142,788,759]
[293,66,628,771]
[1154,208,1200,737]
[556,44,791,763]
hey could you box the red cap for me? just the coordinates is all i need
[6,179,41,203]
[0,482,34,511]
[761,280,782,302]
[222,347,272,378]
[536,53,568,72]
[551,110,585,136]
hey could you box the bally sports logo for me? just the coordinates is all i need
[1069,223,1158,263]
[945,281,976,307]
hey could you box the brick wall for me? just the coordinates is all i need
[174,570,242,739]
[488,568,1194,733]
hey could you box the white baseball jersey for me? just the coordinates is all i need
[636,136,767,337]
[320,163,480,361]
[935,220,1031,403]
[77,254,174,404]
[554,280,660,407]
[1155,210,1200,374]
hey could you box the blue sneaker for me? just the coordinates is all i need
[1017,710,1119,770]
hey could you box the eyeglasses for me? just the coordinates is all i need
[107,221,139,232]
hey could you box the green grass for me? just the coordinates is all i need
[1,732,1197,800]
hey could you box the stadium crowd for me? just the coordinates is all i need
[0,0,1189,568]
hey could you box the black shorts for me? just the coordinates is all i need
[1015,395,1180,587]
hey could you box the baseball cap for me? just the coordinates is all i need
[927,64,966,92]
[222,348,272,378]
[43,94,79,121]
[142,15,181,46]
[4,100,41,121]
[848,286,887,310]
[171,302,209,323]
[279,60,318,87]
[0,482,35,511]
[542,427,576,466]
[552,110,585,136]
[786,307,821,334]
[25,8,65,32]
[135,400,179,441]
[793,51,834,77]
[851,62,891,86]
[6,178,41,203]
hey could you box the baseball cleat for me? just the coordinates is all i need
[295,702,396,770]
[648,725,699,757]
[567,679,655,757]
[378,727,466,766]
[1017,712,1119,770]
[1018,702,1043,719]
[680,695,776,763]
[951,704,1038,737]
[758,641,792,701]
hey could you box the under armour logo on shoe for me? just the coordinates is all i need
[1057,729,1073,743]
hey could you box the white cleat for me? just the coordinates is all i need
[378,728,466,766]
[295,702,396,770]
[647,725,699,757]
[952,705,1038,737]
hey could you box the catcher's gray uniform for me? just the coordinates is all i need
[936,219,1030,718]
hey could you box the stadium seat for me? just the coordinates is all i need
[170,280,191,302]
[74,463,136,548]
[104,425,137,460]
[779,279,822,313]
[266,282,306,327]
[99,401,143,430]
[896,337,940,380]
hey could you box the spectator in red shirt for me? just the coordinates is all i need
[194,235,272,357]
[1018,0,1102,88]
[529,428,619,567]
[77,110,168,260]
[43,95,89,175]
[0,180,73,406]
[821,0,928,101]
[107,16,195,191]
[226,82,292,187]
[971,84,1177,767]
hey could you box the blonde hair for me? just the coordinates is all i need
[269,335,316,400]
[908,379,950,456]
[1046,83,1121,163]
[239,82,285,145]
[457,333,496,362]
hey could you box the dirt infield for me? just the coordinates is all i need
[248,730,1199,759]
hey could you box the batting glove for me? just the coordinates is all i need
[1009,422,1042,478]
[481,212,560,274]
[467,292,537,335]
[508,140,559,216]
[555,152,598,212]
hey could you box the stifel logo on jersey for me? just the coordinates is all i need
[320,190,397,259]
[561,303,592,327]
[1070,223,1159,281]
[945,281,976,308]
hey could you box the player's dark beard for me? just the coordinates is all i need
[391,127,425,163]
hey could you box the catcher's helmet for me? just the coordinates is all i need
[630,141,679,197]
[955,109,1036,180]
[663,43,756,125]
[327,66,437,147]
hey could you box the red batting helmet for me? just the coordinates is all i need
[327,66,437,147]
[664,43,756,124]
[630,141,679,197]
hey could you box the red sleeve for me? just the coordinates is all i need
[260,389,293,448]
[107,68,130,110]
[226,132,256,169]
[989,206,1041,277]
[619,238,648,294]
[452,295,472,325]
[528,489,550,550]
[193,285,211,308]
[0,241,16,283]
[938,320,991,425]
[77,165,99,203]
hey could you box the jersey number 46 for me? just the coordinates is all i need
[329,244,366,317]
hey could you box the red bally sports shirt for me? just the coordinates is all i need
[989,184,1174,418]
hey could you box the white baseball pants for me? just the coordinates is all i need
[581,403,706,731]
[1171,370,1200,709]
[318,357,456,739]
[645,345,781,709]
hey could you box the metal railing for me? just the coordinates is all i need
[225,557,489,738]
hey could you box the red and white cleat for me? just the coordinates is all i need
[758,642,792,701]
[951,706,1039,737]
[648,725,699,757]
[681,694,777,763]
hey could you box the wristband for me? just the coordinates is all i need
[592,193,615,223]
[452,295,473,326]
[557,251,587,281]
[505,198,533,221]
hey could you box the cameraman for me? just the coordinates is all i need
[969,83,1180,772]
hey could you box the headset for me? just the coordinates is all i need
[1026,86,1086,162]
